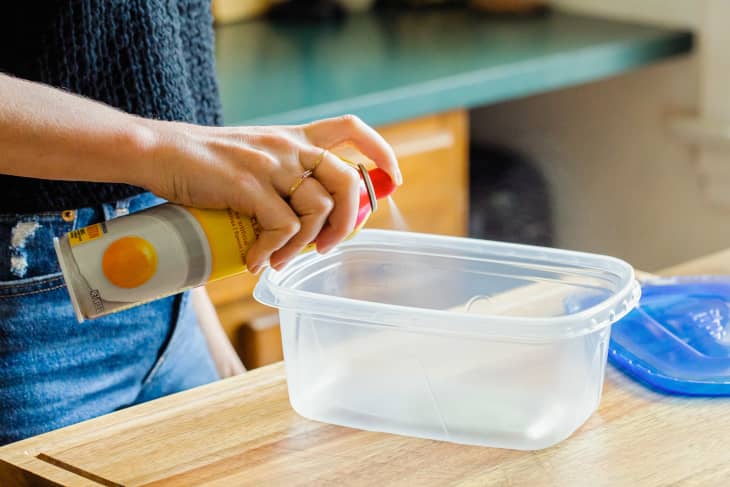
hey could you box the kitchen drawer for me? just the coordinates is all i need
[207,109,469,368]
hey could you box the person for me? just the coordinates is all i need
[0,2,401,445]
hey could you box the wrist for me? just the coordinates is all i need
[116,117,177,190]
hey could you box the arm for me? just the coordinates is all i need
[0,73,158,185]
[0,73,402,271]
[0,74,400,377]
[2,73,401,372]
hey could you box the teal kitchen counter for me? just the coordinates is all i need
[215,8,692,127]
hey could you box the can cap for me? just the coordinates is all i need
[355,167,396,228]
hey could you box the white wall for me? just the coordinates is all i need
[470,54,730,272]
[469,0,730,271]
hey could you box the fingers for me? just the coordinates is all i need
[231,117,401,273]
[245,187,301,274]
[304,115,403,186]
[300,147,361,253]
[269,176,334,270]
[253,146,359,271]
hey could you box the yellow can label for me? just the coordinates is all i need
[68,223,106,247]
[187,207,260,282]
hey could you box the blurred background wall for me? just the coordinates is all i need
[472,0,730,271]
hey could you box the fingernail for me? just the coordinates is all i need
[249,262,261,275]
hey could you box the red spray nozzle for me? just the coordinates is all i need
[368,168,398,200]
[355,166,397,228]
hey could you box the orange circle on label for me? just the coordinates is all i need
[102,236,158,288]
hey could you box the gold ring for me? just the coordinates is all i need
[308,149,328,173]
[338,156,358,169]
[287,169,313,199]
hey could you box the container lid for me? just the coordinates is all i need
[604,277,730,396]
[254,230,640,341]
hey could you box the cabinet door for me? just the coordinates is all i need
[206,109,469,368]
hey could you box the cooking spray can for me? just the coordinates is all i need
[54,165,395,322]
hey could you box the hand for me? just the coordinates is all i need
[136,115,402,273]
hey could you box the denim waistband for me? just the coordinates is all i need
[0,192,166,283]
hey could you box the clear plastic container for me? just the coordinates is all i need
[254,230,640,450]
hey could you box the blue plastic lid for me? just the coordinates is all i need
[567,276,730,396]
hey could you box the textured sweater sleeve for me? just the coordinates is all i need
[0,0,222,213]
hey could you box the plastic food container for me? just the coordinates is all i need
[254,230,640,450]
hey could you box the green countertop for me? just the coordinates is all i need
[215,9,692,127]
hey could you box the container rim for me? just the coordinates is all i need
[254,230,641,341]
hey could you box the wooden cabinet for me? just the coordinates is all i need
[212,0,272,24]
[206,109,469,369]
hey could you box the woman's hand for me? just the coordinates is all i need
[137,115,402,274]
[0,76,399,272]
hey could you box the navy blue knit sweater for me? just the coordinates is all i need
[0,1,223,213]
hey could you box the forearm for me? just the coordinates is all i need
[0,74,402,271]
[0,73,156,186]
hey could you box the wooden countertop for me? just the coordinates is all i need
[3,249,730,486]
[215,9,692,126]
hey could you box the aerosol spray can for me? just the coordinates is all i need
[54,164,395,322]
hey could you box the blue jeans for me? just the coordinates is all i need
[0,193,219,445]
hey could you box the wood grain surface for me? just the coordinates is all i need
[3,249,730,486]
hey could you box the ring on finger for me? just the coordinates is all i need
[287,169,313,199]
[306,148,328,173]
